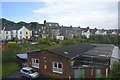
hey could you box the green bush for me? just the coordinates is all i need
[109,62,120,78]
[61,38,81,46]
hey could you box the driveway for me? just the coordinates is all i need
[2,70,47,80]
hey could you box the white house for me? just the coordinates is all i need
[17,26,32,39]
[0,27,11,40]
[0,26,32,40]
[81,27,90,38]
[95,29,107,35]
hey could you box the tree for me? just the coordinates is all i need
[109,62,120,79]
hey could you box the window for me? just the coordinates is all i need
[6,31,8,34]
[56,24,58,26]
[39,29,41,32]
[22,69,30,74]
[6,36,8,39]
[26,36,28,39]
[53,62,62,74]
[32,58,39,68]
[26,32,28,34]
[96,69,101,78]
[20,31,22,34]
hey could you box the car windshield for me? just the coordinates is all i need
[30,69,36,73]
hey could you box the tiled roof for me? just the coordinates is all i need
[27,43,96,60]
[82,44,114,58]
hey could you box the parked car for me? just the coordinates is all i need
[20,67,39,79]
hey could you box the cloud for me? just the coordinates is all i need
[1,0,119,2]
[3,0,118,29]
[32,2,118,29]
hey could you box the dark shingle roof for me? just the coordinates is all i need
[61,27,81,31]
[48,43,96,59]
[81,28,89,32]
[27,43,96,60]
[45,22,60,27]
[2,26,22,30]
[2,26,33,30]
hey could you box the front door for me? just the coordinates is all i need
[74,69,85,78]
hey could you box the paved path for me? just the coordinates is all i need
[2,70,21,78]
[2,70,47,80]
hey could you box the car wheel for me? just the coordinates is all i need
[29,76,32,80]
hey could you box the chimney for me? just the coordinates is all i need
[78,26,80,28]
[102,28,104,31]
[87,26,89,29]
[44,20,46,24]
[94,27,97,30]
[70,25,72,27]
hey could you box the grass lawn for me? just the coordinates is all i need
[2,62,20,77]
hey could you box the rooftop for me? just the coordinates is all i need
[16,53,27,59]
[81,44,114,58]
[27,43,96,60]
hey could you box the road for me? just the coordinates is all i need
[1,70,48,80]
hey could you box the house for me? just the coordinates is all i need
[17,26,32,39]
[27,43,116,78]
[107,30,117,35]
[90,28,97,35]
[0,26,12,40]
[44,20,60,38]
[30,24,43,38]
[81,27,90,38]
[95,29,107,35]
[0,26,32,40]
[60,26,81,39]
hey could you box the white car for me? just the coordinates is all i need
[20,67,39,79]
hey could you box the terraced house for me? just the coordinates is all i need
[27,43,119,78]
[1,19,120,40]
[0,26,32,40]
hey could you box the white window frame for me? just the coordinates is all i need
[53,62,63,74]
[32,58,39,68]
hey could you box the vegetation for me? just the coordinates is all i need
[2,62,20,77]
[87,35,119,47]
[109,62,120,79]
[0,18,40,29]
[2,35,120,76]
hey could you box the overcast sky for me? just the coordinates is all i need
[1,0,119,29]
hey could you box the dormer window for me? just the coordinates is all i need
[6,31,8,34]
[20,31,22,34]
